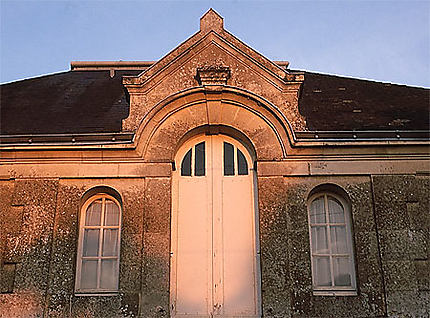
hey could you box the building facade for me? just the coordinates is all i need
[0,9,429,318]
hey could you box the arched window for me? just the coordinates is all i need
[180,140,249,177]
[307,191,356,295]
[75,193,121,294]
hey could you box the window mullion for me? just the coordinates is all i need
[233,145,238,176]
[191,146,195,177]
[97,198,106,289]
[325,195,335,287]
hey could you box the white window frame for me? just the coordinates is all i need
[75,193,122,295]
[307,192,357,296]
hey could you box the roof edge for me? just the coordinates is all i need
[1,130,428,148]
[70,61,156,71]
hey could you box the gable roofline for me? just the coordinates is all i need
[68,60,290,72]
[122,9,298,87]
[293,69,430,90]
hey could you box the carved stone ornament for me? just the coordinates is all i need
[195,66,231,86]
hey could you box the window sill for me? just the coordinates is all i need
[313,290,357,296]
[74,292,119,297]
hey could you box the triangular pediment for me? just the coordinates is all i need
[122,9,305,134]
[123,9,301,89]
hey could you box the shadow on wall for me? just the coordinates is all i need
[0,180,155,317]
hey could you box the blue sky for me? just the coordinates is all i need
[1,0,429,87]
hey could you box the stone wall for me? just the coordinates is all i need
[372,175,429,317]
[1,174,428,317]
[0,177,171,318]
[258,176,386,318]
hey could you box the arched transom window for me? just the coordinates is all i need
[308,192,356,295]
[180,140,249,177]
[75,194,121,293]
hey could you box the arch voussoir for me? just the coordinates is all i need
[135,87,293,162]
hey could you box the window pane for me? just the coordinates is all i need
[311,226,329,254]
[195,142,205,176]
[104,200,120,226]
[81,260,98,289]
[181,149,192,176]
[328,196,345,223]
[85,200,102,226]
[102,229,119,256]
[333,257,352,286]
[313,256,332,286]
[224,142,234,176]
[330,226,348,254]
[83,229,100,257]
[237,149,248,175]
[310,197,326,223]
[100,259,118,290]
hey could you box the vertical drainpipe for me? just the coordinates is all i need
[370,175,388,317]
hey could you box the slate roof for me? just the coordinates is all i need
[0,69,428,135]
[0,70,140,135]
[298,71,429,131]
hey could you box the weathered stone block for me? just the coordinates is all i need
[346,182,375,232]
[141,232,170,316]
[71,295,122,317]
[13,242,52,294]
[144,178,171,234]
[3,206,24,235]
[120,262,142,293]
[120,233,143,265]
[122,185,145,235]
[12,179,59,207]
[407,202,430,230]
[120,293,140,317]
[311,290,385,318]
[286,205,308,231]
[408,229,428,260]
[383,260,418,292]
[0,293,44,318]
[375,200,409,230]
[258,177,288,237]
[260,261,291,317]
[386,290,430,317]
[414,259,430,291]
[379,229,413,260]
[290,291,314,317]
[289,260,312,293]
[0,262,16,293]
[46,184,81,296]
[372,175,418,203]
[287,230,311,264]
[354,231,379,259]
[356,255,384,294]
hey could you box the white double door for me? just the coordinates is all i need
[170,135,261,317]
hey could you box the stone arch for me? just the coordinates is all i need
[174,124,257,163]
[134,86,296,161]
[80,185,123,211]
[307,183,352,207]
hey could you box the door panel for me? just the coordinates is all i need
[176,177,211,315]
[223,176,257,316]
[171,135,261,317]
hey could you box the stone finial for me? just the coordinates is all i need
[196,66,230,86]
[200,8,224,33]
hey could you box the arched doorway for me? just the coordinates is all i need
[170,134,261,317]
